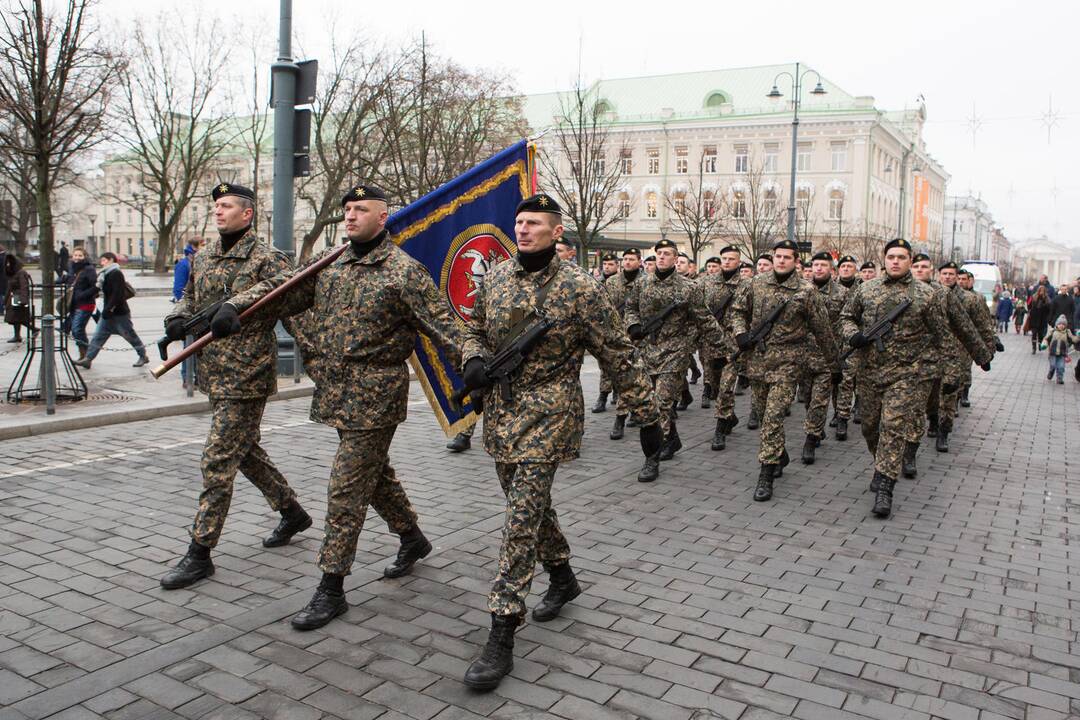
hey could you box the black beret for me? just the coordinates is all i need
[938,261,958,271]
[958,269,974,277]
[837,255,858,266]
[718,245,739,255]
[757,253,773,262]
[860,261,876,271]
[515,193,562,215]
[772,239,798,253]
[341,184,388,206]
[811,251,833,263]
[800,260,812,268]
[554,237,573,247]
[644,255,656,262]
[677,251,691,260]
[212,182,255,201]
[912,253,931,264]
[622,248,641,257]
[884,237,912,254]
[740,261,754,269]
[601,253,619,262]
[654,238,678,251]
[705,256,722,265]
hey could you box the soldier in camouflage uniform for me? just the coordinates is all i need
[217,184,466,631]
[801,252,848,464]
[840,239,992,518]
[832,255,861,438]
[159,183,312,591]
[458,194,662,691]
[698,256,723,409]
[605,248,645,441]
[744,253,775,429]
[674,252,700,409]
[957,269,1002,409]
[701,246,748,451]
[731,240,838,502]
[592,253,622,413]
[625,238,726,472]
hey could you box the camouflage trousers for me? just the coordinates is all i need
[750,377,797,464]
[858,375,930,480]
[713,359,739,422]
[488,461,571,618]
[834,366,856,420]
[803,369,833,438]
[599,369,612,395]
[318,425,418,575]
[191,398,296,548]
[651,372,683,434]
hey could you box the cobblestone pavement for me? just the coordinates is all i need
[0,330,1076,720]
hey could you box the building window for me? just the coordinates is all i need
[764,143,779,173]
[797,143,812,172]
[703,145,717,173]
[732,190,747,219]
[831,142,847,172]
[764,188,778,217]
[828,189,844,220]
[797,187,811,214]
[647,147,660,174]
[675,146,688,174]
[703,192,716,218]
[617,192,630,219]
[593,156,606,176]
[620,149,632,175]
[646,192,658,218]
[734,144,748,173]
[672,191,686,215]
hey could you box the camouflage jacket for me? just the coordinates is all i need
[227,232,465,430]
[461,254,658,463]
[167,229,291,400]
[730,271,839,381]
[624,270,725,375]
[603,269,642,320]
[840,272,991,386]
[806,277,848,371]
[926,280,983,379]
[960,287,998,357]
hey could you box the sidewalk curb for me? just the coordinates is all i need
[0,384,314,441]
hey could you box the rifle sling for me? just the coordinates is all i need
[493,270,556,356]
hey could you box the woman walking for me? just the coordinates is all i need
[3,254,33,343]
[1028,285,1052,354]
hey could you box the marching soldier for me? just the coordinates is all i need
[159,183,312,590]
[625,238,725,477]
[675,251,701,408]
[644,255,656,274]
[591,253,622,413]
[699,256,723,408]
[801,251,848,464]
[860,261,878,282]
[739,261,755,280]
[957,269,1001,408]
[840,239,991,518]
[731,239,838,502]
[213,184,465,630]
[458,194,662,690]
[606,248,645,440]
[702,245,748,451]
[832,255,861,438]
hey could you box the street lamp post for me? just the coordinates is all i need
[767,62,827,244]
[106,221,112,254]
[264,211,273,247]
[87,214,97,258]
[134,194,147,272]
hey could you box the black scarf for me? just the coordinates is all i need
[655,266,676,280]
[774,269,795,284]
[623,268,640,283]
[351,230,387,260]
[517,243,556,272]
[219,225,251,253]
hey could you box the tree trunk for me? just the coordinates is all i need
[155,224,174,273]
[34,166,55,315]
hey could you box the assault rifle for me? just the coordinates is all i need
[712,291,735,324]
[840,298,912,363]
[155,297,227,361]
[733,299,788,359]
[640,302,682,336]
[449,316,554,414]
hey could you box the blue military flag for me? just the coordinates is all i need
[388,140,534,436]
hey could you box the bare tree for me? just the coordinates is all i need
[664,150,724,263]
[0,0,119,311]
[721,157,786,261]
[237,23,272,233]
[0,122,37,258]
[539,76,627,270]
[849,218,889,265]
[793,185,817,253]
[111,12,238,272]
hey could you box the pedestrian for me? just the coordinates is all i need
[4,253,33,343]
[172,239,200,303]
[1013,296,1027,335]
[66,247,98,360]
[216,183,465,631]
[1049,285,1074,332]
[1028,285,1052,353]
[72,252,149,368]
[0,246,7,311]
[156,184,313,591]
[56,241,70,281]
[995,291,1014,334]
[1044,315,1075,385]
[457,193,662,691]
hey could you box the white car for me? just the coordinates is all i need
[961,261,1001,310]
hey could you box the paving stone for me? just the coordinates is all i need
[123,673,203,709]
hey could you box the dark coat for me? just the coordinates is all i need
[67,259,97,311]
[1048,293,1074,330]
[100,265,130,318]
[4,254,32,325]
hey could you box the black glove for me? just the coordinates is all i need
[711,356,727,374]
[639,423,664,458]
[942,382,959,394]
[831,371,843,386]
[735,333,752,351]
[627,324,645,342]
[165,317,187,342]
[209,303,241,339]
[994,338,1005,352]
[462,357,490,390]
[848,332,870,349]
[980,362,991,372]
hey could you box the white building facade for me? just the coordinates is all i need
[943,195,995,263]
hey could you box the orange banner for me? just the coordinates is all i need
[911,176,929,243]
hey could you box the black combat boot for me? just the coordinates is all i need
[637,452,660,482]
[701,383,712,408]
[797,384,810,405]
[775,449,790,477]
[446,432,471,452]
[676,385,692,411]
[926,415,938,438]
[591,391,609,413]
[935,426,950,453]
[532,563,582,622]
[610,414,627,440]
[836,417,848,441]
[711,418,727,451]
[754,464,776,502]
[263,500,313,548]
[871,473,896,518]
[736,375,750,395]
[829,414,837,428]
[959,387,970,408]
[901,442,918,479]
[463,613,519,690]
[689,362,701,385]
[852,399,861,424]
[747,409,759,430]
[292,574,348,630]
[384,526,432,578]
[658,423,682,461]
[801,435,818,465]
[160,541,214,590]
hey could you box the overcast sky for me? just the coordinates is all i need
[98,0,1078,247]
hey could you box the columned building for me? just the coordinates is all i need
[943,195,994,262]
[1012,237,1073,287]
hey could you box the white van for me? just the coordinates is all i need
[960,261,1002,310]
